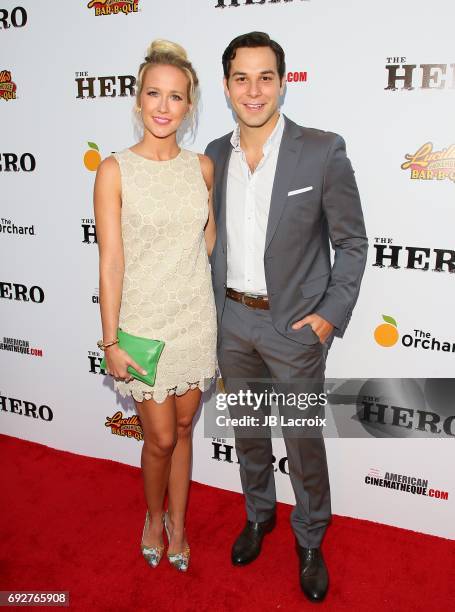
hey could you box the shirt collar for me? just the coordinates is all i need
[230,112,285,154]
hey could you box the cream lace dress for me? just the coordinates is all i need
[112,147,217,403]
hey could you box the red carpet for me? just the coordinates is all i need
[1,433,453,611]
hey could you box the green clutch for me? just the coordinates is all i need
[100,328,165,387]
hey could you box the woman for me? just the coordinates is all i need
[93,40,217,572]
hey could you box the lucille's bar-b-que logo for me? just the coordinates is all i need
[401,142,455,182]
[87,0,139,16]
[0,70,17,101]
[105,411,143,441]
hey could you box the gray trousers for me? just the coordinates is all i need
[218,296,332,548]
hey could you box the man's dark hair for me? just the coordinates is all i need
[222,31,286,81]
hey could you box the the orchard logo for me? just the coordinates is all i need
[84,142,102,171]
[0,70,17,101]
[372,238,455,274]
[374,315,399,347]
[75,71,136,99]
[0,218,35,236]
[87,0,139,16]
[374,315,455,354]
[105,411,143,441]
[92,287,99,304]
[385,57,455,90]
[401,142,455,182]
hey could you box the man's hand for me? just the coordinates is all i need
[292,313,334,344]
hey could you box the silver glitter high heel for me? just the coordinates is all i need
[164,511,190,572]
[140,510,164,568]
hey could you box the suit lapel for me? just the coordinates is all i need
[265,116,304,252]
[215,137,232,254]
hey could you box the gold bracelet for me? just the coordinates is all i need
[97,338,119,351]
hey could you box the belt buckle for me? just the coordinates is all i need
[243,292,258,307]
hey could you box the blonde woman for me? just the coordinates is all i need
[94,40,217,572]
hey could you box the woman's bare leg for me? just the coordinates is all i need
[166,387,202,553]
[135,395,177,547]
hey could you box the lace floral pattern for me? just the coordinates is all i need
[112,148,218,404]
[114,374,215,404]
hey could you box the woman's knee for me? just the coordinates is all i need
[144,433,177,456]
[176,415,194,438]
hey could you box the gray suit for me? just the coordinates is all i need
[205,115,368,547]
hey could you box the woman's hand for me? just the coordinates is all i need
[104,345,147,383]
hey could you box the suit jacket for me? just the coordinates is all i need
[205,114,368,346]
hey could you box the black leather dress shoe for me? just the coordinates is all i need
[231,515,276,566]
[297,544,329,602]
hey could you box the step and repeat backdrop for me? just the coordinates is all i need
[1,1,454,539]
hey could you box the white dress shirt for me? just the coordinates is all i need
[226,113,285,295]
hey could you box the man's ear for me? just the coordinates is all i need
[279,75,286,96]
[223,76,230,98]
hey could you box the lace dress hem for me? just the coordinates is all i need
[114,370,216,403]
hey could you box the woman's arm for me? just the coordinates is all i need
[93,156,124,344]
[93,156,150,381]
[198,153,216,257]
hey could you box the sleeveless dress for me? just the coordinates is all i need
[112,147,217,403]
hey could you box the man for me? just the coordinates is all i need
[205,32,367,602]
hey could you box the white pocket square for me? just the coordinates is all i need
[288,186,313,196]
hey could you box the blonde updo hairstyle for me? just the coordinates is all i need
[135,40,199,126]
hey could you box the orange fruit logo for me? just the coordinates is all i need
[374,315,399,347]
[83,142,101,171]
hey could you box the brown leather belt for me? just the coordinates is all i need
[226,288,270,310]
